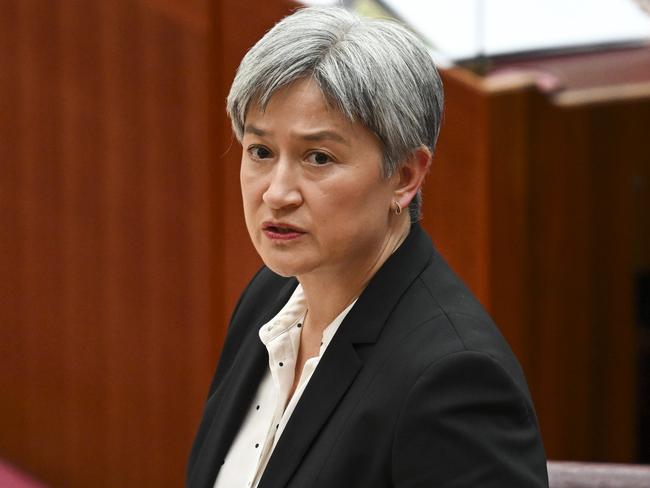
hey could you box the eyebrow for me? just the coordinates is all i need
[244,125,268,137]
[300,130,349,146]
[244,125,350,146]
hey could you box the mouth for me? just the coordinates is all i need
[262,222,306,240]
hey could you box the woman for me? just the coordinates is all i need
[188,7,548,488]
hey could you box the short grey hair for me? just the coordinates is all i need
[227,6,444,221]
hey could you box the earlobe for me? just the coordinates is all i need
[393,145,431,210]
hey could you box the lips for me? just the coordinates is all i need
[262,221,306,240]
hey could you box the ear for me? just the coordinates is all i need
[393,145,432,211]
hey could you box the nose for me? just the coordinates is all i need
[262,160,302,210]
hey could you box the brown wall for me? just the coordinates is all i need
[1,0,247,486]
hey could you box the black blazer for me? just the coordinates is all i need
[187,224,548,487]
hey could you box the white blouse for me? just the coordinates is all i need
[214,284,356,488]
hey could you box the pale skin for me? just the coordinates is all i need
[240,78,431,398]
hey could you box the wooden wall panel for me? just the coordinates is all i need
[529,106,603,459]
[527,98,642,461]
[423,70,491,306]
[0,0,217,485]
[0,0,24,470]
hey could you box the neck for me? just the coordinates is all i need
[298,216,410,333]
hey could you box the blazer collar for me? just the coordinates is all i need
[258,223,434,488]
[342,222,434,345]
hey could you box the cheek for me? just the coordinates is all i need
[309,181,352,219]
[240,170,265,206]
[240,177,265,240]
[312,178,389,230]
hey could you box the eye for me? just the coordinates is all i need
[248,145,273,160]
[306,151,334,166]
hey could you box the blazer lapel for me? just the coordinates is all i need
[188,279,298,488]
[258,224,434,488]
[257,340,362,488]
[188,331,266,487]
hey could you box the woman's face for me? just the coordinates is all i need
[240,78,400,281]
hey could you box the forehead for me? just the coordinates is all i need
[245,78,353,132]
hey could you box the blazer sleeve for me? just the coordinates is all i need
[391,351,549,487]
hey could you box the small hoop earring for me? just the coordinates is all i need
[393,201,402,215]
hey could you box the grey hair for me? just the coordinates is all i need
[227,7,444,221]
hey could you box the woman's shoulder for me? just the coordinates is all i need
[376,248,533,402]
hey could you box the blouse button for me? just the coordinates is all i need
[279,362,284,367]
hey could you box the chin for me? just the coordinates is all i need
[259,253,306,278]
[254,236,314,278]
[259,259,291,277]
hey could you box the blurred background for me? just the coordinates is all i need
[1,0,648,486]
